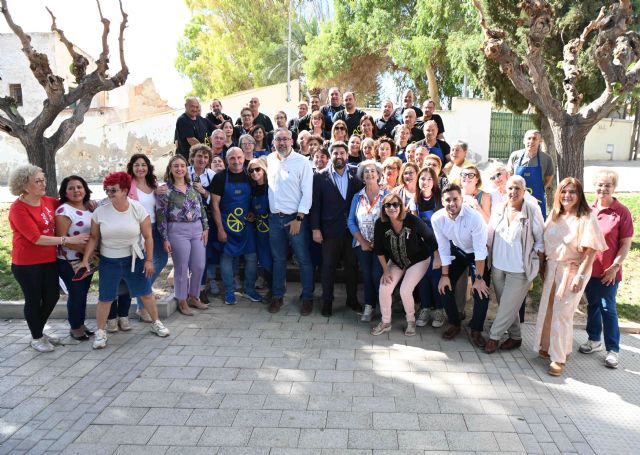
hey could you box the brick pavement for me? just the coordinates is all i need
[1,287,639,454]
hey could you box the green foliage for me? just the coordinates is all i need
[176,0,318,98]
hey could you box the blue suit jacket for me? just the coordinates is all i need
[310,164,363,240]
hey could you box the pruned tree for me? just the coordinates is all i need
[472,0,640,181]
[0,0,129,195]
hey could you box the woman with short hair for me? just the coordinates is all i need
[375,137,396,163]
[359,114,377,139]
[10,165,89,352]
[485,175,544,354]
[80,171,170,349]
[459,164,491,223]
[534,177,607,376]
[250,125,270,158]
[381,156,402,191]
[371,193,438,336]
[580,169,634,369]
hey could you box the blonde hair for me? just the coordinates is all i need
[9,165,43,196]
[592,168,618,188]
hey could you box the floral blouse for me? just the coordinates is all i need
[156,182,208,241]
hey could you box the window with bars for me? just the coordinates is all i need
[9,84,23,106]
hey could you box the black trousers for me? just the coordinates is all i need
[321,231,358,307]
[12,262,60,339]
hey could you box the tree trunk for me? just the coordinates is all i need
[425,63,441,110]
[22,137,58,196]
[539,115,557,210]
[548,119,588,183]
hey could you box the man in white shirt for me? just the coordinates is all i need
[431,183,491,348]
[267,128,315,314]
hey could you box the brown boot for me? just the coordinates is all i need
[442,325,461,340]
[268,297,283,314]
[484,338,499,354]
[500,338,522,350]
[301,299,314,316]
[538,349,550,359]
[468,329,486,348]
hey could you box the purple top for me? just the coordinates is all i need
[156,182,208,240]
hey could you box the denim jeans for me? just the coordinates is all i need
[418,261,444,310]
[137,223,169,309]
[58,259,93,330]
[355,246,382,308]
[585,277,620,352]
[269,214,314,300]
[221,252,257,295]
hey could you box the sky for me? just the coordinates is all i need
[0,0,193,107]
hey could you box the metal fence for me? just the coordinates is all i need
[488,112,537,160]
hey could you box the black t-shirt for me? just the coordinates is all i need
[392,106,424,124]
[332,109,366,136]
[210,169,251,197]
[373,213,437,268]
[415,113,445,135]
[253,183,267,198]
[375,116,400,139]
[175,113,214,157]
[205,112,232,129]
[235,112,274,133]
[348,154,362,165]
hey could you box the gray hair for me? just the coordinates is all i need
[297,130,311,147]
[225,146,244,160]
[185,97,199,106]
[455,140,468,152]
[506,174,526,188]
[356,159,383,181]
[273,127,292,139]
[9,164,43,196]
[239,134,256,146]
[211,129,225,138]
[486,161,508,176]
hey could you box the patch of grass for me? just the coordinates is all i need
[0,206,22,300]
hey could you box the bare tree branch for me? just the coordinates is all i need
[111,0,129,86]
[0,96,25,126]
[45,95,93,152]
[562,7,605,115]
[95,0,111,77]
[0,112,18,134]
[46,6,89,84]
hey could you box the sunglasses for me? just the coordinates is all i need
[383,202,400,209]
[248,168,262,173]
[489,172,503,181]
[104,187,119,194]
[334,126,346,131]
[460,172,477,179]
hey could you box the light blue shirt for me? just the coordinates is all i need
[332,168,349,200]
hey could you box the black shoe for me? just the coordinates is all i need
[84,328,95,336]
[70,331,90,341]
[321,301,332,317]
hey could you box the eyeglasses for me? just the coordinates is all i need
[33,178,46,185]
[363,168,378,174]
[248,168,262,173]
[334,127,346,131]
[383,202,400,209]
[489,172,503,181]
[104,187,119,194]
[460,172,477,179]
[274,137,290,142]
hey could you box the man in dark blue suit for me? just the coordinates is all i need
[310,141,363,316]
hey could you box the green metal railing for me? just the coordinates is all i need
[489,112,537,160]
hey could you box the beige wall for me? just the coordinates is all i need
[584,118,633,161]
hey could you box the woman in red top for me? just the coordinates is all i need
[9,165,89,353]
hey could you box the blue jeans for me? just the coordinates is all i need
[137,223,169,309]
[221,252,257,295]
[418,261,444,310]
[269,214,314,300]
[57,259,93,330]
[585,277,620,352]
[355,246,382,308]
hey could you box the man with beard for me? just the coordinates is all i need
[375,99,399,139]
[266,128,315,315]
[310,141,363,316]
[206,99,232,129]
[431,183,490,348]
[392,89,423,123]
[332,91,366,136]
[174,97,214,158]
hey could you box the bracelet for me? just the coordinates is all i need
[441,273,449,277]
[60,236,67,246]
[145,260,153,263]
[578,274,586,280]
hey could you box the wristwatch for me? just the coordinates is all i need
[475,274,484,281]
[296,215,304,221]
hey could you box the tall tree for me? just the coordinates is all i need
[472,0,640,180]
[0,0,129,195]
[176,0,319,99]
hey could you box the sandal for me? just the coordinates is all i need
[177,300,194,316]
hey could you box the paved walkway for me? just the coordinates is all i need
[1,290,639,454]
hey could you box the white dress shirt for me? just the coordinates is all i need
[431,204,488,266]
[267,150,314,215]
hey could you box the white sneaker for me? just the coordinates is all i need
[360,304,373,322]
[118,317,132,331]
[431,309,446,328]
[151,320,170,337]
[604,351,619,368]
[92,329,108,349]
[31,337,55,352]
[43,330,61,345]
[579,340,603,354]
[416,308,431,327]
[106,319,119,333]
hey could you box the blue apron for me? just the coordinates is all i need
[516,152,547,219]
[220,171,255,256]
[251,190,272,270]
[428,144,444,164]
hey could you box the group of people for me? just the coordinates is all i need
[8,87,633,377]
